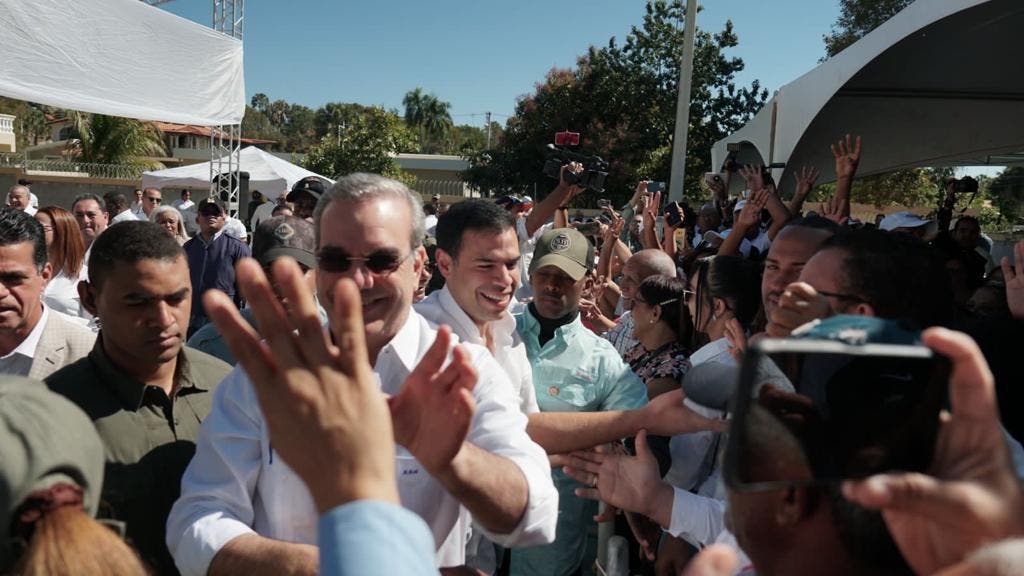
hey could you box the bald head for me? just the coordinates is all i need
[627,249,677,279]
[620,249,677,310]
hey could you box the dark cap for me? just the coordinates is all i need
[530,228,594,281]
[287,177,327,203]
[1,376,105,558]
[197,200,223,215]
[252,216,317,270]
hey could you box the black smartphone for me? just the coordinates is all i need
[724,335,949,492]
[646,181,665,194]
[664,201,684,228]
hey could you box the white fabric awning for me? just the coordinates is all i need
[711,0,1024,195]
[142,147,333,200]
[0,0,244,126]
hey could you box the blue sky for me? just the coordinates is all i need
[159,0,839,121]
[158,0,997,175]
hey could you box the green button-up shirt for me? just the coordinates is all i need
[46,338,230,575]
[513,309,648,576]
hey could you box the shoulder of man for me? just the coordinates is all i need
[182,346,233,386]
[44,353,98,407]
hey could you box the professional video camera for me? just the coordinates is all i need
[542,144,609,193]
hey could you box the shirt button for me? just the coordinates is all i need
[548,386,559,397]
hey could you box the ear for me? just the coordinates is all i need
[774,486,812,527]
[712,297,729,318]
[78,280,99,317]
[412,245,427,276]
[436,248,454,279]
[40,262,52,284]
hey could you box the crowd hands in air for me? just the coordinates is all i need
[1,132,1024,576]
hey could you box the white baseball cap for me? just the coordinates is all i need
[879,211,931,231]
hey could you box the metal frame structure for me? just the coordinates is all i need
[210,0,244,215]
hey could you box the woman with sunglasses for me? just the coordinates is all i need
[624,274,692,399]
[35,206,91,324]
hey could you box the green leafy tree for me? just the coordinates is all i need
[242,105,281,142]
[987,167,1024,224]
[403,88,454,154]
[462,0,767,205]
[302,106,417,185]
[823,0,914,57]
[67,112,167,168]
[250,93,271,114]
[0,98,50,148]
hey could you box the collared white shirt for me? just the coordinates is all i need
[415,286,539,415]
[514,218,553,300]
[222,216,248,241]
[112,209,142,224]
[41,271,91,327]
[173,199,195,211]
[166,310,557,575]
[0,304,48,376]
[249,200,276,230]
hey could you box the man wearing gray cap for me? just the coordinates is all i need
[512,227,649,576]
[187,215,320,364]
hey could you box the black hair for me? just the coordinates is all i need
[0,207,47,271]
[87,221,183,289]
[690,255,762,348]
[435,199,515,259]
[637,275,690,342]
[103,192,130,215]
[71,193,106,213]
[785,214,841,233]
[423,203,438,216]
[953,215,980,230]
[821,228,954,328]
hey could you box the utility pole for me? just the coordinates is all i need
[668,0,697,203]
[485,111,492,149]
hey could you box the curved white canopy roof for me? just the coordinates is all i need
[142,147,332,200]
[711,0,1024,195]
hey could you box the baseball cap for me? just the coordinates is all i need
[879,211,931,231]
[530,228,594,281]
[197,200,224,215]
[252,216,317,270]
[520,195,534,205]
[1,376,105,562]
[287,177,327,203]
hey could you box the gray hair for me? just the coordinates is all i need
[149,205,189,240]
[313,173,425,250]
[8,184,29,196]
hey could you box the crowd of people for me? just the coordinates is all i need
[1,132,1024,576]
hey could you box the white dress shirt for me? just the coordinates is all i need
[222,216,248,241]
[249,200,275,230]
[415,286,539,415]
[41,271,91,326]
[166,310,557,575]
[111,209,142,224]
[0,305,48,376]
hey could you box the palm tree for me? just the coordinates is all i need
[67,112,167,168]
[402,88,453,153]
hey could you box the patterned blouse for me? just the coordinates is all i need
[624,340,692,385]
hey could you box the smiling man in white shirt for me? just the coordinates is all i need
[167,173,557,575]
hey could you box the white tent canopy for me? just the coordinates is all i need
[142,147,332,200]
[711,0,1024,195]
[0,0,244,126]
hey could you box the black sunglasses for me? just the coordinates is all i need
[316,248,413,274]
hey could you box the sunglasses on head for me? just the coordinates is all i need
[316,247,413,274]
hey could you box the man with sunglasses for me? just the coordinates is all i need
[183,200,251,339]
[168,173,557,576]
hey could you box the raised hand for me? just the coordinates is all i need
[820,194,849,226]
[564,430,673,527]
[793,165,820,198]
[1000,240,1024,320]
[765,281,832,338]
[389,326,478,477]
[737,188,768,230]
[559,162,586,198]
[738,164,765,193]
[842,328,1024,575]
[831,134,862,181]
[204,258,398,512]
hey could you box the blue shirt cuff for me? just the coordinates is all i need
[318,500,437,576]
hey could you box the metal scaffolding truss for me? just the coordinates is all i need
[210,0,244,215]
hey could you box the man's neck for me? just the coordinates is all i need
[528,303,577,346]
[100,335,178,396]
[201,229,216,242]
[0,304,44,357]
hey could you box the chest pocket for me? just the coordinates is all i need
[537,367,600,411]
